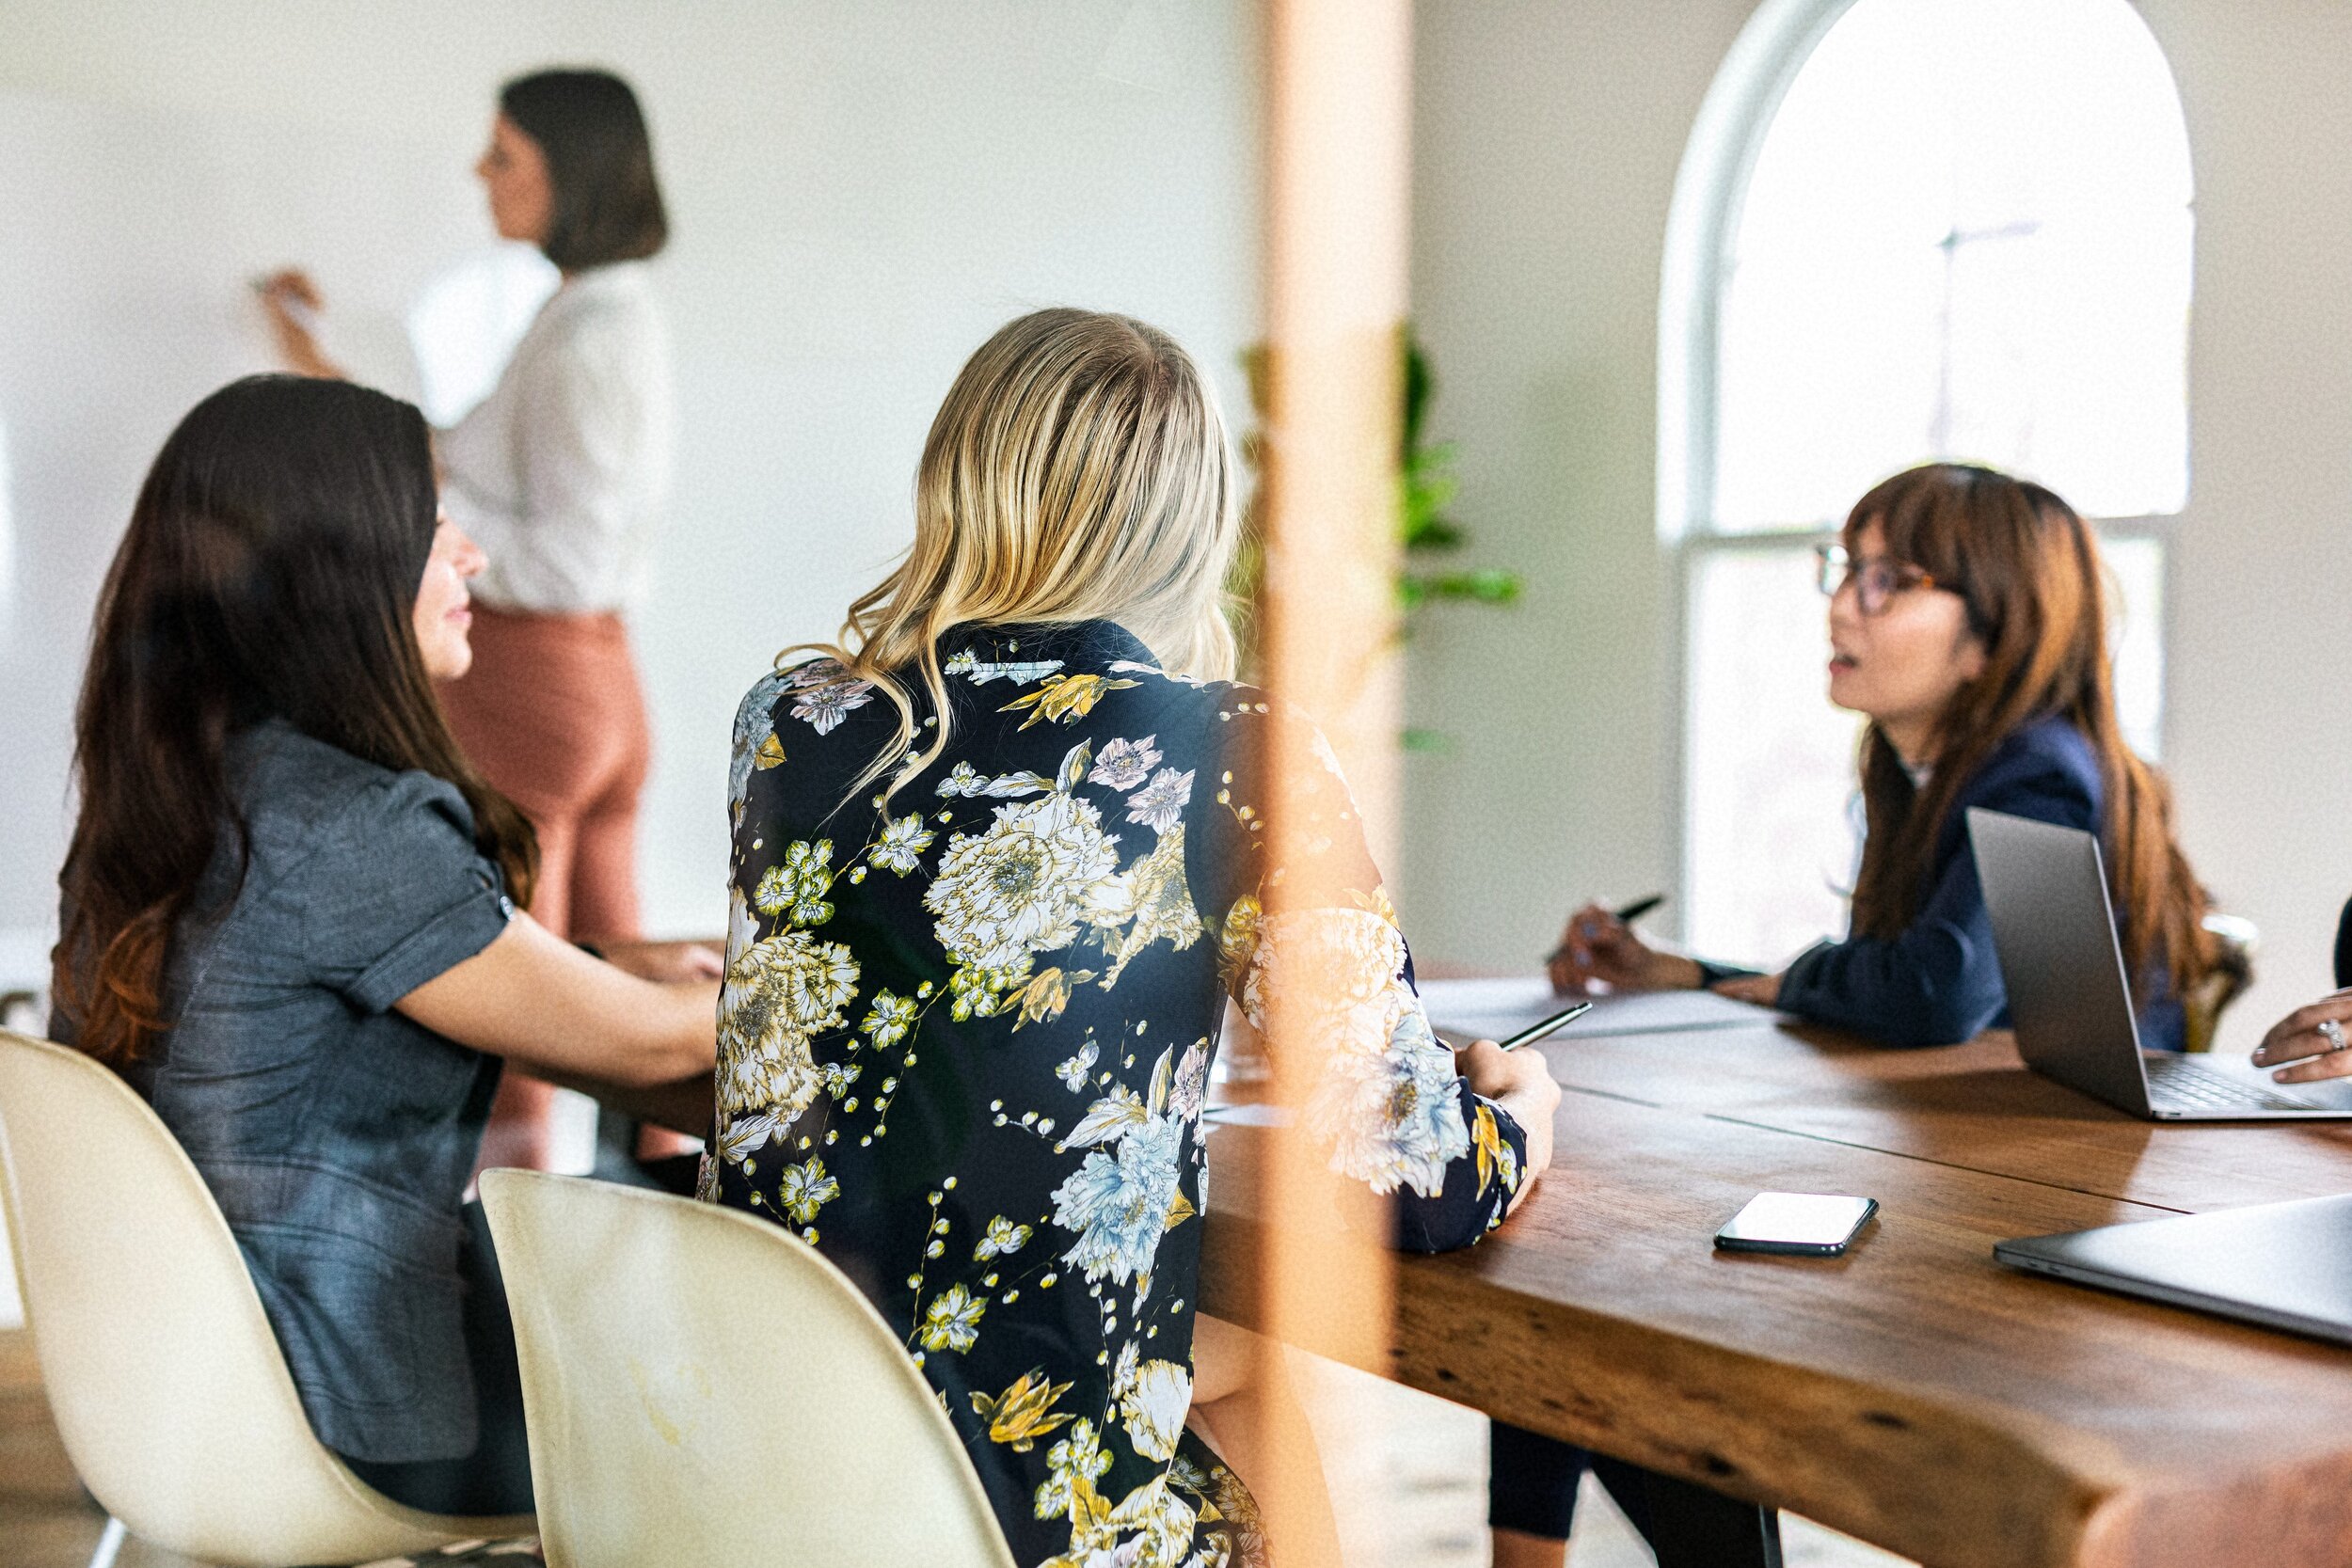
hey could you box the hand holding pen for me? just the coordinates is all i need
[1545,893,1706,996]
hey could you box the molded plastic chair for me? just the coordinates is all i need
[478,1168,1016,1568]
[0,1028,532,1566]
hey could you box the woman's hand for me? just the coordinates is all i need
[1712,972,1783,1007]
[1455,1037,1562,1208]
[1547,901,1705,995]
[256,268,345,379]
[596,938,725,984]
[2252,989,2352,1083]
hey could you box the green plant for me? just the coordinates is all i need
[1232,328,1522,750]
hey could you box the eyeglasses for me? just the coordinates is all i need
[1815,544,1936,616]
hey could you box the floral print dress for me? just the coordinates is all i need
[709,620,1530,1568]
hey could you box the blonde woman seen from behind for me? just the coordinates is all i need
[711,309,1561,1567]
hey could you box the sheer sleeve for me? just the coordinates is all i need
[1187,695,1528,1252]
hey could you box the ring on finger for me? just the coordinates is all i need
[2320,1019,2347,1053]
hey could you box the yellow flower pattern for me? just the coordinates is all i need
[714,622,1525,1568]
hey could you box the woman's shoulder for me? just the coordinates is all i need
[231,722,477,860]
[1959,715,2103,820]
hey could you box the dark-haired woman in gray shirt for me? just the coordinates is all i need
[50,373,719,1515]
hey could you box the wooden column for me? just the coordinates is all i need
[1250,0,1413,1562]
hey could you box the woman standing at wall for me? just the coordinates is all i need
[263,68,693,1169]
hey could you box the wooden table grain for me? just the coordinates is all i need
[1198,1014,2352,1568]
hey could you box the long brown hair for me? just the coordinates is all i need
[1846,463,2208,1002]
[54,375,537,1065]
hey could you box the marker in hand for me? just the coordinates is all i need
[1544,893,1666,970]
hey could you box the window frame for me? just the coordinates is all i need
[1658,0,2186,964]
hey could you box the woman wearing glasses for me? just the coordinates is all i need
[1546,461,2212,1051]
[1496,463,2218,1568]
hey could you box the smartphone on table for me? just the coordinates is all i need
[1713,1192,1877,1256]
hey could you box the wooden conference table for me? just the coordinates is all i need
[1195,995,2352,1568]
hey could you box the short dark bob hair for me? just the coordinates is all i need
[499,68,669,272]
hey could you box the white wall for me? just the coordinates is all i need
[1401,1,1755,968]
[0,0,1261,962]
[1404,0,2352,1052]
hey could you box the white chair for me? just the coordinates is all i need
[478,1168,1017,1568]
[0,1027,532,1567]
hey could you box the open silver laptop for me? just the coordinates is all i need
[1969,807,2352,1119]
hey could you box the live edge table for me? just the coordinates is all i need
[1196,1019,2352,1568]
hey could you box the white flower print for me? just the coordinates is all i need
[780,840,836,925]
[1239,907,1406,1041]
[1051,1113,1184,1287]
[1123,768,1194,833]
[860,990,917,1050]
[1056,1040,1100,1093]
[1168,1038,1211,1122]
[937,761,1053,800]
[751,864,794,918]
[919,1283,988,1354]
[975,1215,1033,1260]
[1088,828,1203,986]
[818,1059,863,1098]
[1034,1418,1114,1528]
[1305,1007,1470,1196]
[1112,1341,1194,1464]
[925,791,1121,971]
[870,814,936,874]
[784,657,850,688]
[1062,1084,1147,1148]
[946,648,1066,686]
[1089,735,1162,791]
[715,1109,781,1165]
[717,930,859,1120]
[790,678,874,735]
[775,1157,840,1224]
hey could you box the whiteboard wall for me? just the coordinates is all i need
[0,0,1263,982]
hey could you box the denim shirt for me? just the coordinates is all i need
[56,721,512,1463]
[1776,714,2186,1051]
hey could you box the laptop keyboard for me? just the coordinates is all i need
[2146,1055,2321,1114]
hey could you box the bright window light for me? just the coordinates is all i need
[1680,0,2190,967]
[1714,0,2192,531]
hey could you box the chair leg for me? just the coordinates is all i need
[87,1515,126,1568]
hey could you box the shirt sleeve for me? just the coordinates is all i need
[1192,696,1529,1252]
[296,771,514,1015]
[441,299,657,610]
[1777,763,2099,1047]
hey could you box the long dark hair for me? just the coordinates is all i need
[55,375,538,1064]
[500,69,669,272]
[1846,463,2209,1003]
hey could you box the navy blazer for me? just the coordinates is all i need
[1773,715,2185,1051]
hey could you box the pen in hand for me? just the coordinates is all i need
[1544,893,1665,969]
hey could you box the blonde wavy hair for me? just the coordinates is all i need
[795,307,1241,802]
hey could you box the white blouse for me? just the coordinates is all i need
[437,261,674,614]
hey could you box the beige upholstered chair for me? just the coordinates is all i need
[0,1028,532,1567]
[478,1168,1017,1568]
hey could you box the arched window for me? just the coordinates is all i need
[1661,0,2191,968]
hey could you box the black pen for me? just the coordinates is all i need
[1496,999,1594,1051]
[1544,893,1666,969]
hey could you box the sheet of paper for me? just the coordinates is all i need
[1416,975,1781,1041]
